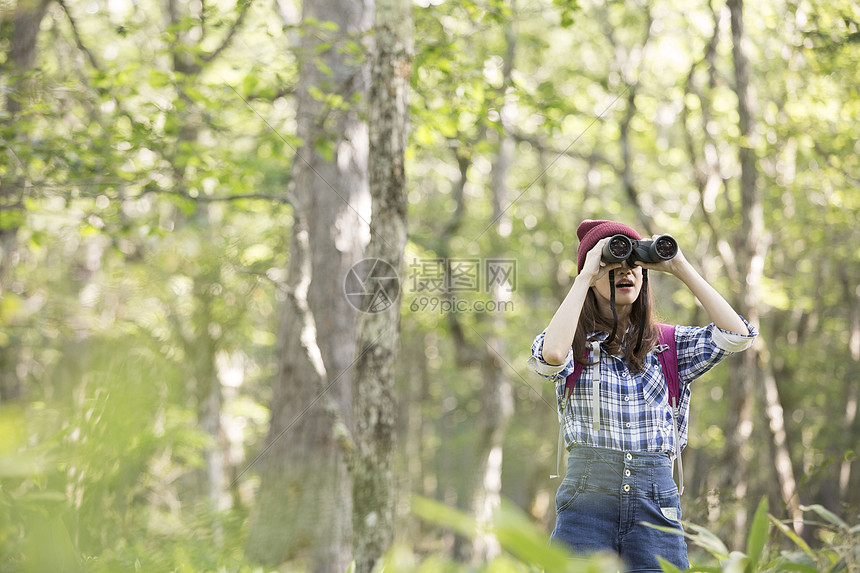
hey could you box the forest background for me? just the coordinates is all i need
[1,0,859,571]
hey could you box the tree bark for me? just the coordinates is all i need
[839,269,860,509]
[724,0,802,542]
[469,15,516,558]
[0,0,52,404]
[351,0,411,569]
[724,0,758,545]
[246,0,371,569]
[758,344,802,533]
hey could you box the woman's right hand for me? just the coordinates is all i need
[579,237,621,286]
[543,238,618,364]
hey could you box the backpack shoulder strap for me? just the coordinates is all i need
[656,323,686,494]
[564,358,586,397]
[656,323,680,404]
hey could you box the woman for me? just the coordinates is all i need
[528,219,757,571]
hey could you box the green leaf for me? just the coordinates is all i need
[799,505,848,530]
[491,500,576,572]
[313,137,336,162]
[746,497,770,572]
[411,495,477,539]
[683,522,730,560]
[774,562,824,573]
[148,69,172,88]
[724,551,750,573]
[656,555,683,573]
[642,520,728,561]
[769,514,815,560]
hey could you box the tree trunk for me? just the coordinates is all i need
[470,29,516,556]
[840,270,860,509]
[0,0,52,404]
[758,345,802,533]
[351,0,411,569]
[246,0,371,569]
[724,0,798,544]
[724,0,757,544]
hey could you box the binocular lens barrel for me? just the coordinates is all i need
[652,235,678,260]
[606,235,633,259]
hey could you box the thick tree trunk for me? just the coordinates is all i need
[724,0,799,542]
[1,0,52,404]
[724,0,759,545]
[3,0,50,117]
[759,345,802,533]
[839,271,860,509]
[469,351,514,562]
[471,91,515,567]
[246,0,371,569]
[351,0,411,570]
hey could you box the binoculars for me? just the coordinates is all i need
[601,234,678,266]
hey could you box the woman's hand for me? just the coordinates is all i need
[637,235,691,277]
[579,237,622,286]
[639,236,750,335]
[541,238,621,364]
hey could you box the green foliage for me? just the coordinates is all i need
[3,0,860,568]
[644,498,860,573]
[411,495,622,572]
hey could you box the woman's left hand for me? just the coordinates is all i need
[639,235,751,335]
[637,235,690,277]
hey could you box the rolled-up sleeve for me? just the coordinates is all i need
[527,330,576,380]
[712,318,758,353]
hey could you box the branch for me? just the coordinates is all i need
[619,4,656,234]
[596,0,656,234]
[145,186,295,206]
[57,0,103,72]
[200,0,254,63]
[617,84,653,234]
[440,149,470,239]
[246,86,296,102]
[681,2,739,283]
[431,147,486,366]
[510,130,616,169]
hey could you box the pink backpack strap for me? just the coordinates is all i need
[656,323,685,494]
[564,356,587,397]
[656,324,679,404]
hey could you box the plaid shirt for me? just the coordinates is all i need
[527,318,757,455]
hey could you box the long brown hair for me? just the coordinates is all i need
[572,280,658,373]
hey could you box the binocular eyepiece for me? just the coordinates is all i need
[601,234,678,266]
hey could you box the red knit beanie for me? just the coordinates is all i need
[576,219,642,273]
